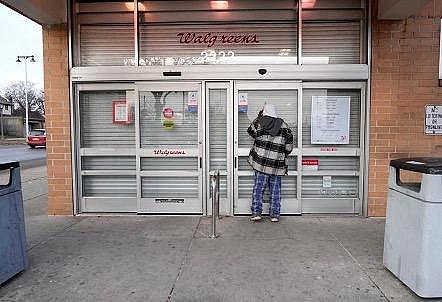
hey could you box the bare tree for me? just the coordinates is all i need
[1,81,45,116]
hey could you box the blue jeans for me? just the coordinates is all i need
[251,171,281,217]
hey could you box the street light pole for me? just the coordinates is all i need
[24,58,28,138]
[0,104,4,142]
[16,55,35,138]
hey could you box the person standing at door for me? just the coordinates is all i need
[247,103,294,222]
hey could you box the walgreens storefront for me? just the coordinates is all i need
[71,0,370,215]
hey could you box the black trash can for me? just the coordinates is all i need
[0,162,28,284]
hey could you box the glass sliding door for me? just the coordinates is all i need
[301,82,365,214]
[76,84,137,213]
[234,81,301,215]
[137,82,203,213]
[205,82,233,216]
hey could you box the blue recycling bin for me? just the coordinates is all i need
[0,162,28,284]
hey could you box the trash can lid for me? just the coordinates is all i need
[0,161,19,171]
[390,157,442,175]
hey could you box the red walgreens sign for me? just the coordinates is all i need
[302,159,319,171]
[176,32,260,47]
[163,107,174,119]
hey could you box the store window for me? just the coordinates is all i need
[302,88,361,147]
[78,89,137,209]
[73,1,135,66]
[139,90,199,147]
[73,0,298,66]
[138,0,299,65]
[79,90,135,147]
[302,0,367,64]
[72,0,368,66]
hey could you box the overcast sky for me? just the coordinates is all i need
[0,3,44,91]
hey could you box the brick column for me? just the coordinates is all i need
[369,0,442,216]
[43,24,73,215]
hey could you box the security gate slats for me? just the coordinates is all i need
[140,22,297,59]
[141,177,199,198]
[82,156,136,170]
[303,22,361,64]
[80,91,135,148]
[206,84,232,215]
[141,157,198,171]
[82,175,137,197]
[139,91,199,147]
[208,89,228,171]
[237,89,298,148]
[80,25,134,66]
[301,176,359,199]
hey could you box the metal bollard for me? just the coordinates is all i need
[209,170,220,239]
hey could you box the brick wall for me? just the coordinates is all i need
[43,24,73,215]
[369,0,442,216]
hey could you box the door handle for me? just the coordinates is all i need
[199,157,202,169]
[234,157,237,169]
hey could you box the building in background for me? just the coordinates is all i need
[0,95,18,137]
[1,0,441,216]
[0,95,45,137]
[0,96,12,116]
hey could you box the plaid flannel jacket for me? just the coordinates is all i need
[247,119,294,176]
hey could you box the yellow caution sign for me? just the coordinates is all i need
[163,118,174,129]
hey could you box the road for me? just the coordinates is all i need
[0,145,46,168]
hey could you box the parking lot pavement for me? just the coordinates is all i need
[0,145,46,168]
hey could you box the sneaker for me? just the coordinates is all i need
[270,216,279,223]
[250,214,262,221]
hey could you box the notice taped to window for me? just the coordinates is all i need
[311,96,350,144]
[425,105,442,135]
[112,100,130,124]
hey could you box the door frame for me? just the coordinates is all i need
[301,81,366,214]
[204,81,234,216]
[74,83,137,213]
[233,81,303,215]
[73,80,367,216]
[135,81,204,213]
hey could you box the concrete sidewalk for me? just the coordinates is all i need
[0,167,437,302]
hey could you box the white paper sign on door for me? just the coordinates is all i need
[238,92,248,113]
[311,96,350,144]
[322,176,332,188]
[187,91,198,113]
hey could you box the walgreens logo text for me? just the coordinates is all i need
[153,149,186,156]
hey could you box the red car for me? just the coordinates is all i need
[27,129,46,148]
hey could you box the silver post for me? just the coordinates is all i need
[209,170,220,239]
[216,170,220,219]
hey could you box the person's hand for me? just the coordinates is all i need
[252,110,263,127]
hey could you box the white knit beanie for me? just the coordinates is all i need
[262,103,277,118]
